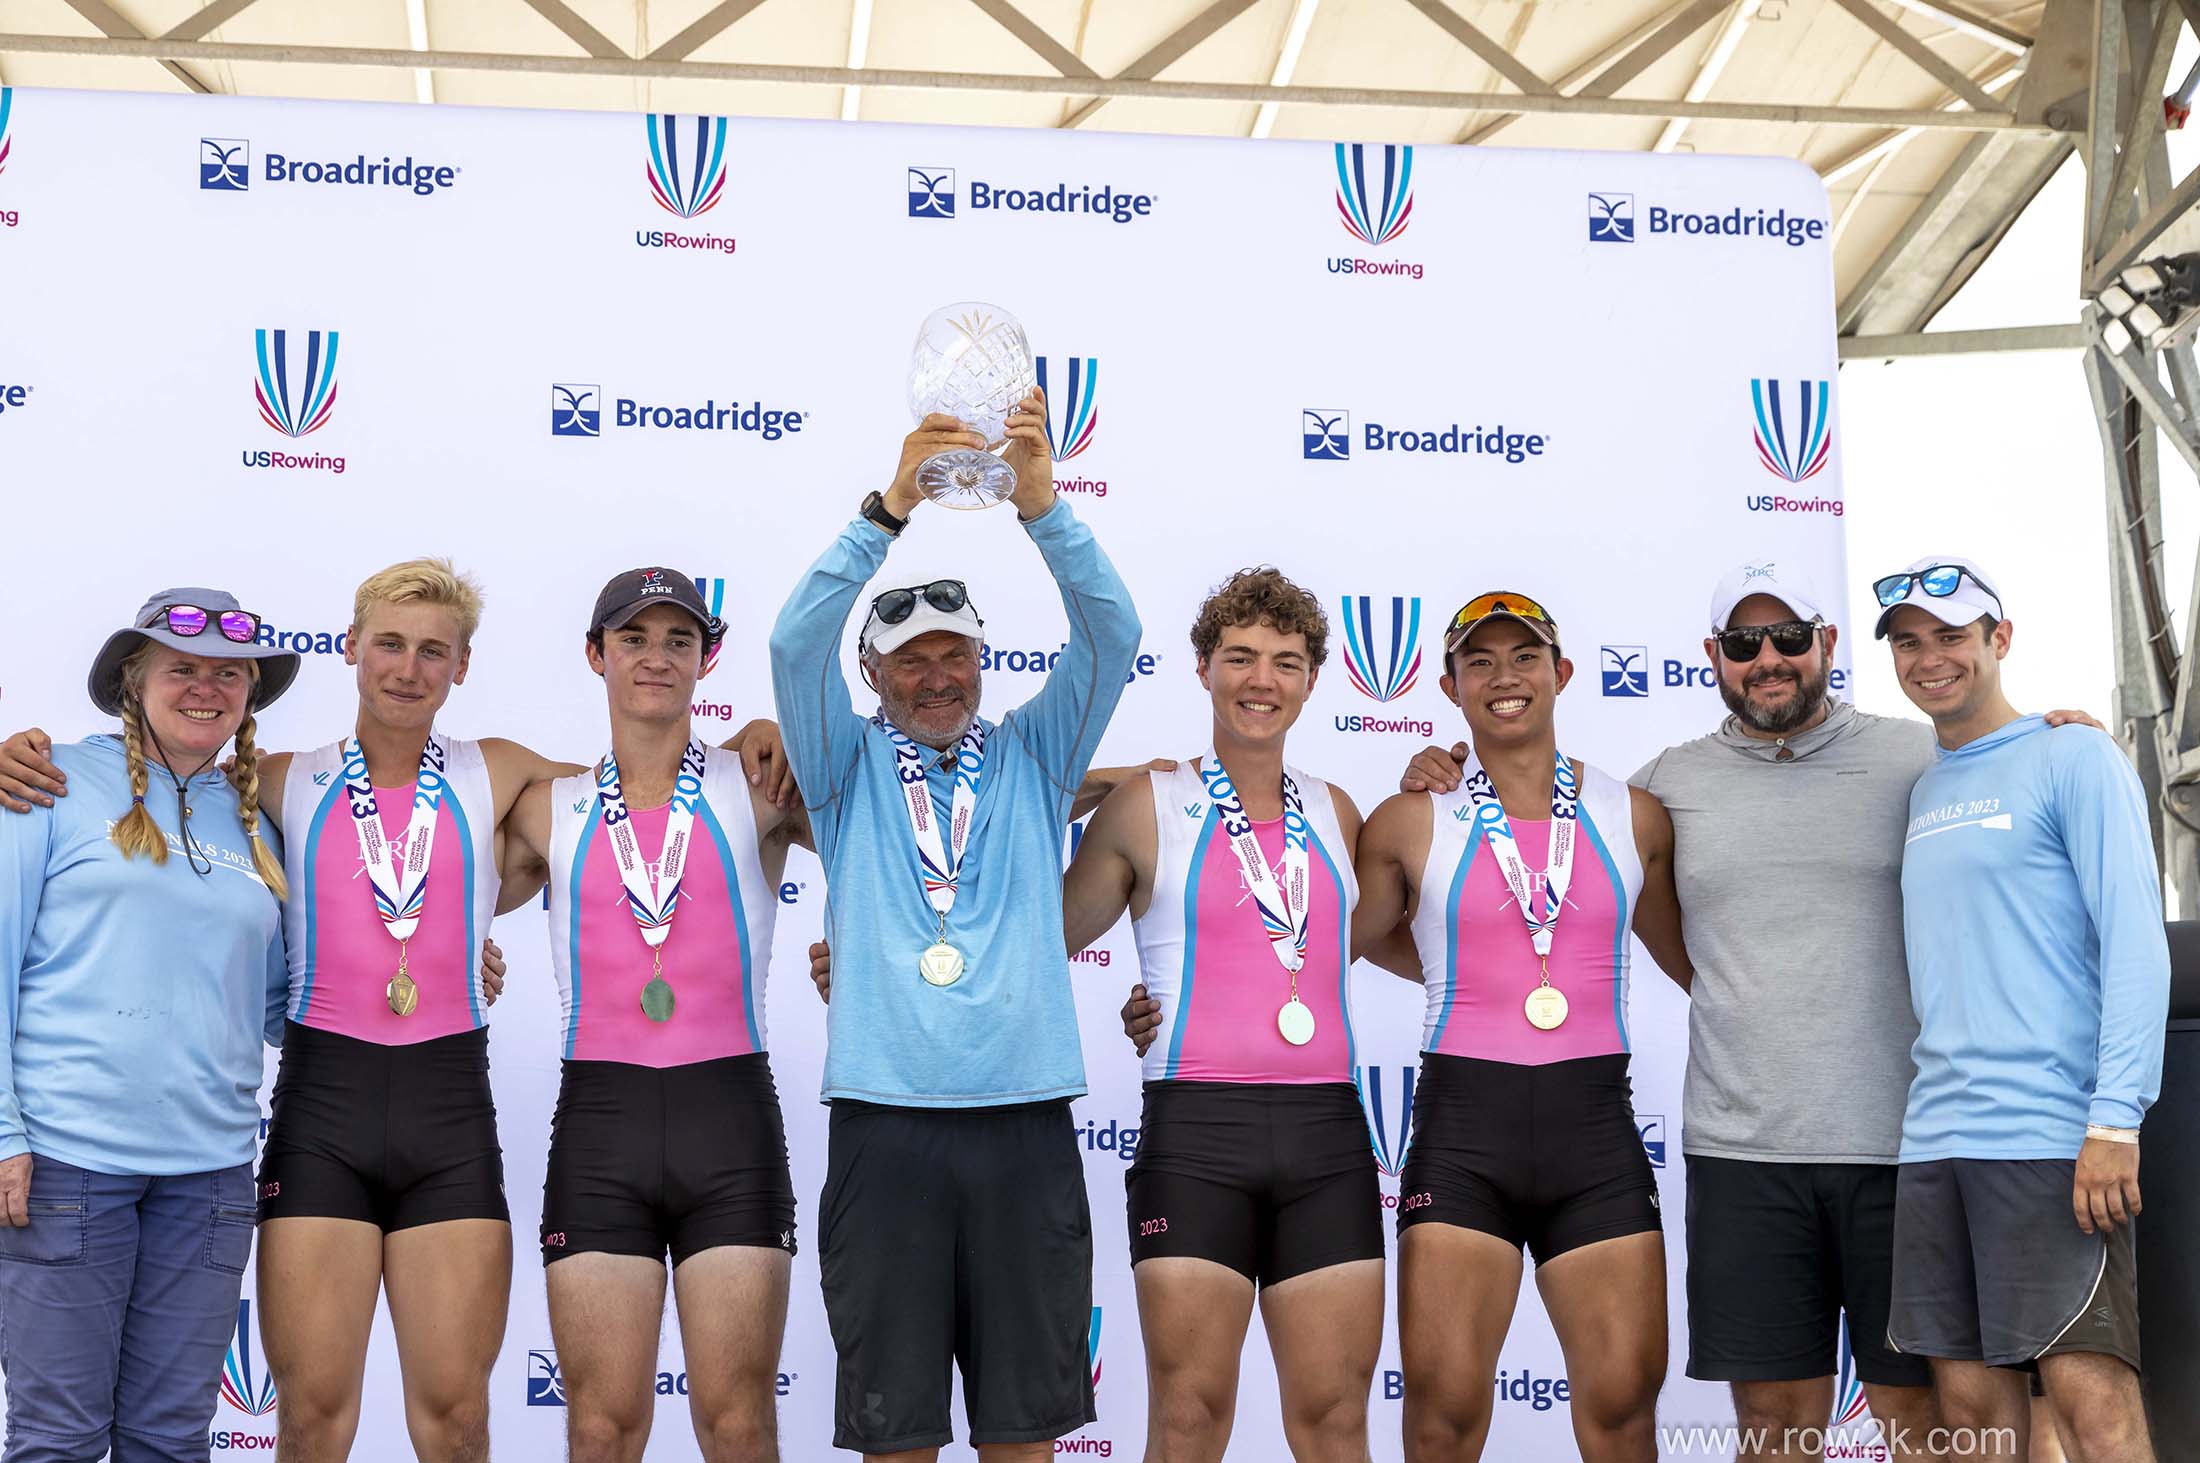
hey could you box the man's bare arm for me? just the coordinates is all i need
[1063,775,1154,957]
[1628,787,1691,992]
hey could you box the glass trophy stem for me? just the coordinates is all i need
[916,448,1018,509]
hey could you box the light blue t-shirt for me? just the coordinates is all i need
[0,735,287,1175]
[1899,715,2169,1162]
[770,500,1141,1106]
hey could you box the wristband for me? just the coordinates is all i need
[2086,1124,2140,1145]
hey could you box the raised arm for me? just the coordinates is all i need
[1006,497,1142,806]
[1628,786,1692,992]
[1064,774,1155,956]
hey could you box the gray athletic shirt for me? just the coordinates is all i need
[1630,700,1935,1164]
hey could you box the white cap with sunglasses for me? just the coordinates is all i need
[859,579,985,657]
[1708,561,1829,631]
[1871,556,2004,639]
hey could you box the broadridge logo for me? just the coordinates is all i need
[200,137,460,196]
[911,162,1157,223]
[1301,409,1549,463]
[549,383,806,440]
[1589,190,1826,248]
[980,643,1160,683]
[0,384,30,416]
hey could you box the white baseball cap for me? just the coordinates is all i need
[1709,560,1828,631]
[859,579,985,656]
[1871,555,2004,639]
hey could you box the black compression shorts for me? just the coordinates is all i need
[540,1052,796,1267]
[256,1020,508,1232]
[1397,1051,1661,1263]
[1125,1080,1382,1284]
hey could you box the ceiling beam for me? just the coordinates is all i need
[0,30,2069,131]
[1831,0,1999,112]
[1399,0,1551,95]
[1838,323,2086,357]
[1462,0,1726,145]
[61,0,214,94]
[1886,0,2031,53]
[162,0,262,42]
[966,0,1097,79]
[1059,0,1262,129]
[648,0,771,63]
[514,0,625,60]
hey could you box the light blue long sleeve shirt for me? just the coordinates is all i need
[771,500,1141,1106]
[1899,715,2170,1161]
[0,736,287,1175]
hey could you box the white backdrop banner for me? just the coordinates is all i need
[0,84,1865,1460]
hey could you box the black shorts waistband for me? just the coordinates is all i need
[1416,1050,1634,1090]
[279,1018,490,1070]
[558,1050,779,1099]
[1139,1079,1363,1114]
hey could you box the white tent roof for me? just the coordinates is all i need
[0,0,2065,325]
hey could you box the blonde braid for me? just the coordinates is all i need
[110,653,170,865]
[231,708,287,901]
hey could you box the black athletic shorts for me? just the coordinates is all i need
[1396,1051,1661,1262]
[1684,1156,1932,1387]
[257,1020,508,1231]
[1126,1080,1382,1285]
[1889,1158,2142,1372]
[540,1052,796,1268]
[819,1099,1095,1454]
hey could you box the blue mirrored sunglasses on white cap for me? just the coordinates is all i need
[1872,563,2001,614]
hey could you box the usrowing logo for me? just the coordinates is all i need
[1831,1317,1871,1426]
[1037,356,1098,461]
[1088,1306,1104,1390]
[1751,378,1832,483]
[0,88,14,179]
[219,1300,277,1417]
[1341,597,1423,704]
[1334,143,1413,245]
[1355,1064,1415,1177]
[695,575,727,674]
[645,114,728,218]
[255,329,339,437]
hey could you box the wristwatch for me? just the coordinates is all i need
[860,490,908,537]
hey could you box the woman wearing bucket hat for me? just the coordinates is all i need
[0,587,296,1462]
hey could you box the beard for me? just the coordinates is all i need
[879,675,981,749]
[1720,659,1829,735]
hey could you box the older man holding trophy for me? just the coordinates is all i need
[769,304,1142,1462]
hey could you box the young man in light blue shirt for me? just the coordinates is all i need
[1880,554,2167,1463]
[769,393,1141,1462]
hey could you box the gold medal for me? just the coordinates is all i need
[1277,997,1316,1046]
[387,966,418,1018]
[1524,984,1568,1031]
[919,942,965,987]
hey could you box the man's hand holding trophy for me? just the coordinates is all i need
[897,302,1053,520]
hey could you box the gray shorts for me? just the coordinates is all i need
[1888,1158,2140,1371]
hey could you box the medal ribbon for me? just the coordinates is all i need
[598,739,708,948]
[1459,749,1579,959]
[340,736,447,943]
[876,716,987,919]
[1196,755,1310,975]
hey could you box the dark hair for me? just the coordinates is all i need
[1189,568,1329,667]
[588,610,718,654]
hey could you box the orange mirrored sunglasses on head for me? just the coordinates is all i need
[1445,591,1557,642]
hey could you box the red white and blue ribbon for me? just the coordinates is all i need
[1197,753,1310,974]
[339,735,447,941]
[877,716,987,917]
[1459,748,1579,959]
[597,739,707,947]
